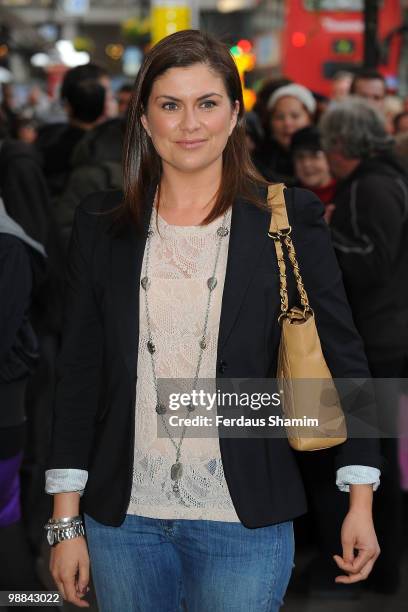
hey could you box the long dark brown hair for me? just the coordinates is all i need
[122,29,268,229]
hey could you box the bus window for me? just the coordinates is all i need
[303,0,363,10]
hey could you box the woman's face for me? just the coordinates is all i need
[270,96,311,150]
[294,150,332,188]
[141,63,239,175]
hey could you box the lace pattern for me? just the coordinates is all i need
[127,210,240,521]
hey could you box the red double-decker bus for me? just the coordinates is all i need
[281,0,402,96]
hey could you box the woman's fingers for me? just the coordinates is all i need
[52,571,90,607]
[333,545,380,583]
[76,556,90,597]
[351,546,380,573]
[340,537,355,565]
[335,559,376,584]
[63,571,90,608]
[334,548,367,572]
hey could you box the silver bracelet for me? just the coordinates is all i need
[47,515,82,525]
[44,515,85,547]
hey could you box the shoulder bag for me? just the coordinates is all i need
[267,183,347,451]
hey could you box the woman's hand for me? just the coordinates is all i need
[50,536,90,608]
[333,484,380,584]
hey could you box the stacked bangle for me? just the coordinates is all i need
[44,515,85,546]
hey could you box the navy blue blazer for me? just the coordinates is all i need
[47,186,381,528]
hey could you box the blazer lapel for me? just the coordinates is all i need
[111,193,154,379]
[217,196,271,353]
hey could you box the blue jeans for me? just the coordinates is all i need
[84,513,294,612]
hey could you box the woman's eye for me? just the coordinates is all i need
[161,100,216,111]
[162,102,178,110]
[201,100,216,109]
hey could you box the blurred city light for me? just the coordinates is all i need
[55,40,90,67]
[106,44,124,61]
[73,36,95,53]
[0,67,12,83]
[31,53,51,68]
[243,88,256,110]
[123,46,143,77]
[63,0,90,17]
[292,31,307,47]
[121,16,151,45]
[151,0,191,45]
[230,45,243,57]
[230,41,257,112]
[237,39,253,53]
[37,23,59,43]
[217,0,251,13]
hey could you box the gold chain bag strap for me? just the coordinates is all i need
[267,184,347,451]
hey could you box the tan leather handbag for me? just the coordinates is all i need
[268,184,347,451]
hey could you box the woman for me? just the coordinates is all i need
[46,31,381,611]
[254,83,315,184]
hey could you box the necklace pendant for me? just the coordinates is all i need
[199,338,207,350]
[217,226,229,237]
[187,403,195,413]
[207,276,217,291]
[147,340,156,354]
[173,483,180,495]
[171,462,183,481]
[155,403,167,415]
[141,276,150,291]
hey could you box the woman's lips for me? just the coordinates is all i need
[175,139,207,149]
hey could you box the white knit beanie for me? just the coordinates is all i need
[267,84,317,115]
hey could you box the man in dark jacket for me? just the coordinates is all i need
[36,63,109,201]
[56,117,124,250]
[321,98,408,369]
[319,97,408,593]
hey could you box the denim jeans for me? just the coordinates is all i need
[84,513,294,612]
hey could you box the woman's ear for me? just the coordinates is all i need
[229,100,240,135]
[141,113,151,138]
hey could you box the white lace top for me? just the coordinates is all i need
[127,208,240,521]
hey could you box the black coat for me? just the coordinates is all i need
[0,235,32,365]
[0,234,41,427]
[330,154,408,365]
[47,187,381,528]
[0,139,65,334]
[55,118,125,250]
[36,123,85,198]
[252,138,296,185]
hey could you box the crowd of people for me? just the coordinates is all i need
[1,44,408,608]
[248,67,408,597]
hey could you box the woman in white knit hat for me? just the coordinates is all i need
[258,83,316,184]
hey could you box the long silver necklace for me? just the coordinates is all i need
[141,200,230,503]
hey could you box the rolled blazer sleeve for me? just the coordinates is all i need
[47,197,103,471]
[288,187,382,471]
